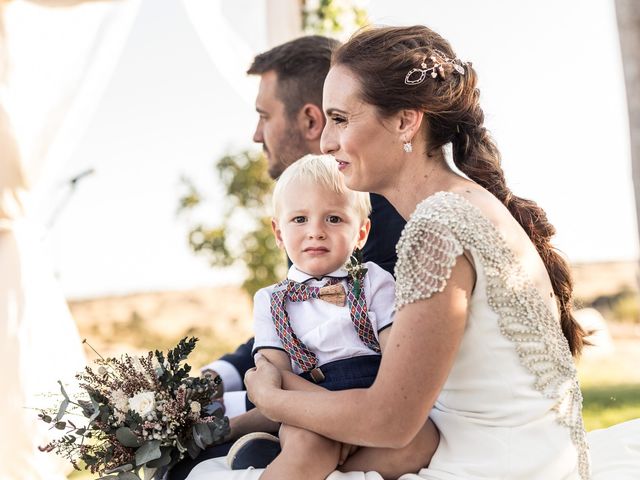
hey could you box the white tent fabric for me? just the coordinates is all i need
[0,0,291,475]
[180,0,259,108]
[0,0,141,477]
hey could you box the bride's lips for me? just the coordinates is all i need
[335,159,350,171]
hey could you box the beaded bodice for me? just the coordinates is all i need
[394,191,589,479]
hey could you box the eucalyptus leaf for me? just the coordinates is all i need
[203,401,223,417]
[147,447,171,468]
[105,463,133,474]
[186,437,201,460]
[54,421,66,430]
[195,423,213,446]
[87,396,101,426]
[141,466,157,480]
[135,440,161,466]
[116,427,141,448]
[116,473,140,480]
[192,425,206,450]
[58,380,70,400]
[56,399,69,422]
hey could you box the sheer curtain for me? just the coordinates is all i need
[0,1,141,478]
[180,0,302,109]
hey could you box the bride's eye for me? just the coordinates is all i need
[331,115,346,125]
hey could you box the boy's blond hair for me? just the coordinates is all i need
[272,154,371,222]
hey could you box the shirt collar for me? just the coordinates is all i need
[287,264,349,283]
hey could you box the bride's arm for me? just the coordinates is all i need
[246,256,474,449]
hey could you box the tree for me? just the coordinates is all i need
[302,0,368,36]
[179,1,368,297]
[178,151,285,297]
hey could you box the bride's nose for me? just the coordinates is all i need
[321,126,339,155]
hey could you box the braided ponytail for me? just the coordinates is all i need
[334,25,589,356]
[450,72,588,357]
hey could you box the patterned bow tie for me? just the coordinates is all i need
[270,276,380,382]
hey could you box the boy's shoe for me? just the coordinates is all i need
[226,432,281,470]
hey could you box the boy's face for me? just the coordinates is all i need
[272,178,370,277]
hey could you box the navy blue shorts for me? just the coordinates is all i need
[298,355,381,391]
[246,354,381,410]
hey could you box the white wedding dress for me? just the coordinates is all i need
[185,192,640,480]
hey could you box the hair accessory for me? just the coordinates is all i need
[404,49,466,86]
[403,141,413,153]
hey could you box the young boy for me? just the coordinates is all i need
[231,154,439,479]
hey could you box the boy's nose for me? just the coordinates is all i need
[308,230,326,240]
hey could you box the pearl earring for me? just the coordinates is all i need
[403,141,413,153]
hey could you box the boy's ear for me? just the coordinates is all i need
[271,218,285,249]
[355,218,371,250]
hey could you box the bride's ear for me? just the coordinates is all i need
[397,109,423,141]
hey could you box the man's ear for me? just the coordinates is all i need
[299,103,325,141]
[397,109,424,142]
[271,218,284,249]
[356,218,371,250]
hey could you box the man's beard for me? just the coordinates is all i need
[268,126,308,179]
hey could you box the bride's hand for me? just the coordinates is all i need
[244,353,282,415]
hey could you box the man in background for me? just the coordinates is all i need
[169,34,405,479]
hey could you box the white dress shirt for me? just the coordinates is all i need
[253,261,395,374]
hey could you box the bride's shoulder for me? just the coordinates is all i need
[412,186,504,227]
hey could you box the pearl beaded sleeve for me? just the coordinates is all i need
[394,213,464,311]
[392,191,589,479]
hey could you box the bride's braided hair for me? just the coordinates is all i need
[334,25,588,356]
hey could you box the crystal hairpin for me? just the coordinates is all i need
[404,50,466,85]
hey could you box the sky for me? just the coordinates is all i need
[6,0,636,299]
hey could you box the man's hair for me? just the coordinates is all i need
[248,35,340,118]
[272,154,371,223]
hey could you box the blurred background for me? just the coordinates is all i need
[1,0,639,478]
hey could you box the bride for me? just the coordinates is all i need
[188,25,639,479]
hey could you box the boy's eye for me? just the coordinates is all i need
[292,216,306,223]
[327,215,342,224]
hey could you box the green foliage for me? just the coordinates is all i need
[302,0,369,35]
[178,150,285,297]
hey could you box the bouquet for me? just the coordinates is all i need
[38,337,229,479]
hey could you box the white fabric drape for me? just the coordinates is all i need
[180,0,303,109]
[0,1,141,478]
[180,0,258,108]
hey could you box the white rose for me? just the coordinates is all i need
[190,401,201,414]
[129,391,156,417]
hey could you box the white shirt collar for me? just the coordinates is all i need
[287,264,349,283]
